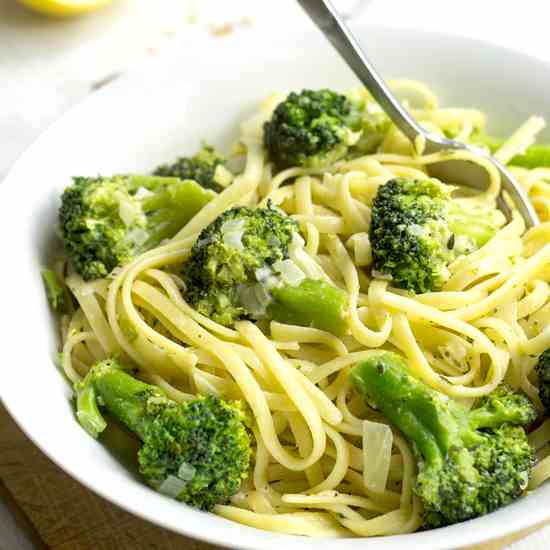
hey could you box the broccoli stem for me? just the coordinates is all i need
[352,353,537,456]
[129,176,214,250]
[268,279,348,336]
[351,353,457,465]
[75,379,107,438]
[75,361,160,440]
[351,352,536,527]
[41,269,66,312]
[90,366,160,441]
[474,134,550,169]
[448,204,498,247]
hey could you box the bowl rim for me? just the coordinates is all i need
[2,23,550,550]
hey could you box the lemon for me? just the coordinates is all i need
[18,0,112,17]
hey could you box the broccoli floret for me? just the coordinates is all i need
[60,175,215,280]
[75,359,250,511]
[264,90,361,168]
[369,178,501,294]
[534,349,550,414]
[264,89,356,169]
[349,92,392,153]
[183,205,298,326]
[263,89,389,169]
[41,269,66,312]
[154,145,229,192]
[182,205,348,334]
[351,352,536,528]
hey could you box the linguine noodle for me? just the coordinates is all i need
[54,81,550,537]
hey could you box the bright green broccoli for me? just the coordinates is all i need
[75,359,250,511]
[471,133,550,169]
[182,205,348,334]
[41,269,66,312]
[351,352,536,528]
[350,91,392,154]
[153,145,230,192]
[369,177,502,294]
[535,349,550,414]
[263,89,389,169]
[59,174,215,280]
[265,278,349,337]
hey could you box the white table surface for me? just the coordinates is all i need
[2,0,550,548]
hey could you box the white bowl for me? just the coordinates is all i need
[1,25,550,550]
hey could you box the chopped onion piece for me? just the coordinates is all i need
[213,165,234,188]
[346,233,372,267]
[134,186,155,200]
[158,475,186,498]
[255,284,271,304]
[195,235,211,248]
[223,230,244,250]
[125,227,149,246]
[408,224,427,237]
[238,283,272,318]
[264,275,281,291]
[273,259,306,287]
[362,420,393,493]
[371,270,393,281]
[255,266,273,282]
[221,219,246,250]
[289,233,326,280]
[291,232,305,249]
[177,462,196,481]
[268,236,281,248]
[221,219,245,234]
[453,234,476,255]
[117,194,144,227]
[343,128,362,146]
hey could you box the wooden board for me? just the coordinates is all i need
[0,403,543,550]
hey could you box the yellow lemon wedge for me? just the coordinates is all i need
[17,0,112,17]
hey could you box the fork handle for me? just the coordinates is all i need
[297,0,424,143]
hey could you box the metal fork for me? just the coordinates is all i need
[297,0,539,228]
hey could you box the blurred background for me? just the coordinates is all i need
[2,0,369,182]
[2,0,550,183]
[2,1,550,549]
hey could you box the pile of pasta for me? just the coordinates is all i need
[55,81,550,537]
